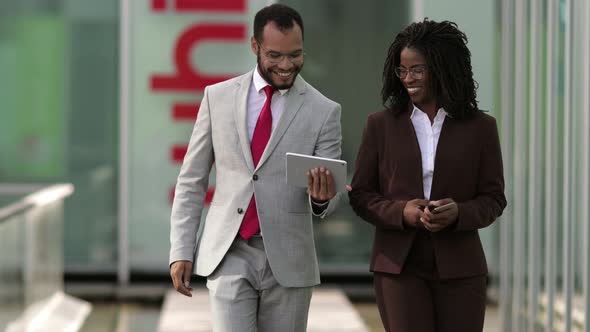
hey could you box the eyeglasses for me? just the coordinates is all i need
[258,43,305,64]
[394,66,427,80]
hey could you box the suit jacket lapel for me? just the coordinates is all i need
[401,106,425,199]
[255,76,306,171]
[430,117,451,199]
[234,71,255,172]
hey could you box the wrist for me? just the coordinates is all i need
[310,196,330,205]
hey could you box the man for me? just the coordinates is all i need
[169,4,342,331]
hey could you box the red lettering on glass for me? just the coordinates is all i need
[171,144,188,163]
[172,102,200,121]
[175,0,245,12]
[151,24,246,92]
[152,0,167,11]
[205,187,215,204]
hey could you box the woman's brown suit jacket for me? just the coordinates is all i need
[349,107,507,279]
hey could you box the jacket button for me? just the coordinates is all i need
[237,208,244,214]
[253,174,258,181]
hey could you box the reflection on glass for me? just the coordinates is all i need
[0,0,120,274]
[280,0,410,270]
[0,190,67,330]
[0,214,24,328]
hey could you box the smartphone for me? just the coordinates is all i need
[430,202,456,214]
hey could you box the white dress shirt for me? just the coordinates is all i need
[247,66,288,141]
[410,105,448,200]
[247,67,327,215]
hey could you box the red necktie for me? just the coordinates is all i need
[239,85,276,239]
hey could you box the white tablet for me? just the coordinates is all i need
[286,152,347,192]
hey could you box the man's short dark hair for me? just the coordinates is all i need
[254,4,304,44]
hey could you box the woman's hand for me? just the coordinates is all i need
[403,199,429,228]
[420,198,458,232]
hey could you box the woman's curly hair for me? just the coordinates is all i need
[382,19,479,119]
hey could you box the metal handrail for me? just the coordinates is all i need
[0,184,74,222]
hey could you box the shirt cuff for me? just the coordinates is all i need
[309,195,329,217]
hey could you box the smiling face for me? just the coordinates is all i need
[251,21,304,90]
[399,47,436,111]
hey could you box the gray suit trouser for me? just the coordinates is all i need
[206,235,313,332]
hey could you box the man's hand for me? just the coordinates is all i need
[420,198,458,232]
[307,167,336,203]
[170,260,193,297]
[403,199,429,228]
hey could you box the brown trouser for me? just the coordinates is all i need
[373,231,487,332]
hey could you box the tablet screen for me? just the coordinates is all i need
[285,152,347,192]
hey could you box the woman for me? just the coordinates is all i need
[349,20,506,332]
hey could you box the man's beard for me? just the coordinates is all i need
[257,54,302,90]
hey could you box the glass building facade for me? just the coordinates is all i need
[496,0,590,330]
[1,0,590,329]
[0,0,120,275]
[0,0,410,278]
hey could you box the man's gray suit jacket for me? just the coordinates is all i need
[169,70,342,287]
